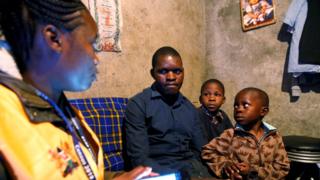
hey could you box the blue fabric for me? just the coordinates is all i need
[0,40,10,51]
[283,0,320,74]
[69,97,128,171]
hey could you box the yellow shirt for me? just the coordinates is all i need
[0,85,104,179]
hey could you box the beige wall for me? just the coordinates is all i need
[205,0,320,138]
[68,0,320,138]
[68,0,206,105]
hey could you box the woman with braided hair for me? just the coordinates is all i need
[0,0,156,179]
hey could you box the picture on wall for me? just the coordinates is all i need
[82,0,122,52]
[240,0,276,31]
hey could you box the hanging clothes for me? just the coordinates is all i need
[299,0,320,65]
[283,0,320,75]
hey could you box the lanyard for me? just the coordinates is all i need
[69,115,96,163]
[64,106,96,163]
[36,90,96,180]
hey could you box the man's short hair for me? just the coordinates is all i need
[151,46,181,69]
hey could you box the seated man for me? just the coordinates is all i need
[124,46,211,178]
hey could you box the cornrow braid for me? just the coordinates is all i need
[25,0,86,30]
[0,0,86,73]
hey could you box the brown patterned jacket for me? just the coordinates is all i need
[202,122,290,179]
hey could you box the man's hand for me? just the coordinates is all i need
[113,166,159,180]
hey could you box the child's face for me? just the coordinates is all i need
[233,91,266,126]
[200,82,225,113]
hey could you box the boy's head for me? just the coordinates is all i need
[150,46,184,96]
[199,79,225,113]
[233,87,269,127]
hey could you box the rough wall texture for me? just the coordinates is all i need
[68,0,206,105]
[205,0,320,138]
[68,0,320,138]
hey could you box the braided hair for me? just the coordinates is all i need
[0,0,86,73]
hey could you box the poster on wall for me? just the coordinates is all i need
[82,0,122,52]
[240,0,276,31]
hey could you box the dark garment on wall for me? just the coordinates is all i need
[198,106,233,143]
[299,0,320,65]
[124,84,207,176]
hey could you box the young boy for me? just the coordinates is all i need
[202,87,290,179]
[198,79,233,142]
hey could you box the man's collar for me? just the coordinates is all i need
[150,83,184,107]
[150,83,162,98]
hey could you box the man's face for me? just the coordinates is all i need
[152,54,184,96]
[233,91,265,126]
[55,10,99,92]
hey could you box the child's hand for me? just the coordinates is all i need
[223,163,242,180]
[235,162,250,175]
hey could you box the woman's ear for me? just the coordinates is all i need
[42,25,63,53]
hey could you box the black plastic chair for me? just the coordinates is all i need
[283,135,320,180]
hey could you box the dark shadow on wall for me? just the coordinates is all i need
[278,23,320,102]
